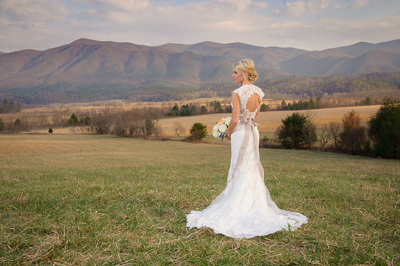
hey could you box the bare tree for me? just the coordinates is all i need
[153,121,164,139]
[174,122,185,137]
[318,125,332,149]
[328,122,342,150]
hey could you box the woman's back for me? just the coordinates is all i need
[234,84,264,116]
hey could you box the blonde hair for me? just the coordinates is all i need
[232,59,258,82]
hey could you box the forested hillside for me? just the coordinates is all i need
[0,39,399,104]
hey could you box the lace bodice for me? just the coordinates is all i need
[232,84,265,115]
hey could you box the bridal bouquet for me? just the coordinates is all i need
[212,116,231,142]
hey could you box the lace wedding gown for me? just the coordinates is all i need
[186,84,308,239]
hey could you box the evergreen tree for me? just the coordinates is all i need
[189,122,207,141]
[278,113,306,148]
[368,103,400,158]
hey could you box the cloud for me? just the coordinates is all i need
[334,0,369,9]
[264,13,400,50]
[214,0,267,11]
[275,0,372,17]
[75,0,149,12]
[0,0,69,23]
[274,0,333,17]
[0,0,398,52]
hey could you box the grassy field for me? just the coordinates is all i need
[0,134,399,264]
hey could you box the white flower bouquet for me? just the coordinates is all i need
[212,116,231,142]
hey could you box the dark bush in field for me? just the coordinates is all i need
[278,112,317,149]
[188,122,207,141]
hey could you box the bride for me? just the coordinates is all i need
[186,59,308,239]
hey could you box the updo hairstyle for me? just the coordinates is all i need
[232,59,258,82]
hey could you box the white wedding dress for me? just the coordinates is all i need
[186,84,308,239]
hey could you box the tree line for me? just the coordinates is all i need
[268,99,400,159]
[0,98,22,113]
[167,100,232,116]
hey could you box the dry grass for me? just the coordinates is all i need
[0,134,399,264]
[158,105,380,137]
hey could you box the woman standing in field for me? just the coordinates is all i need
[186,59,308,239]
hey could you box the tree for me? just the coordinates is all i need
[200,105,208,114]
[225,105,232,113]
[302,119,318,148]
[189,122,207,141]
[93,115,110,134]
[213,101,223,113]
[48,128,53,134]
[318,126,332,149]
[340,110,367,154]
[142,119,155,138]
[260,104,269,112]
[180,104,191,116]
[153,122,163,139]
[66,113,79,126]
[278,112,307,149]
[174,122,185,137]
[0,118,4,132]
[281,100,287,110]
[364,96,372,105]
[169,104,180,116]
[80,116,90,125]
[368,103,400,158]
[328,122,342,150]
[308,98,316,109]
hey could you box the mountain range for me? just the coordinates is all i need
[0,38,399,104]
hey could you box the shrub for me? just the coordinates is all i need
[188,122,207,141]
[48,128,53,134]
[368,103,400,158]
[93,115,110,134]
[114,122,127,137]
[278,112,316,149]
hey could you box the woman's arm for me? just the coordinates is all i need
[226,92,240,140]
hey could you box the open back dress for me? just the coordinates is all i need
[186,84,308,239]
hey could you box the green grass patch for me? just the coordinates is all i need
[0,134,399,264]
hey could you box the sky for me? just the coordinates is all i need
[0,0,399,53]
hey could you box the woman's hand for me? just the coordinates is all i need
[226,132,231,141]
